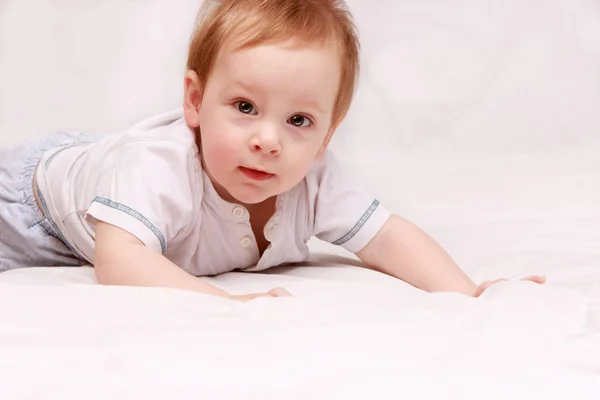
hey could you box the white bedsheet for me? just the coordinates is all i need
[1,253,599,399]
[1,0,600,398]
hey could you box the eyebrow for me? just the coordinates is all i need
[231,80,261,94]
[230,80,328,116]
[294,98,327,116]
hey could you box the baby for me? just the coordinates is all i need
[0,0,543,300]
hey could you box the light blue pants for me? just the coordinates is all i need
[0,132,102,272]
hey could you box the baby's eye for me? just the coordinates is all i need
[235,101,257,115]
[288,115,312,128]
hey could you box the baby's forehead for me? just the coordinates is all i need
[219,35,341,60]
[212,39,341,79]
[209,42,341,112]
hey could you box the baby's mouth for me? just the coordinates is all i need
[239,166,275,181]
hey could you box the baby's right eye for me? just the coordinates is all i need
[234,101,257,115]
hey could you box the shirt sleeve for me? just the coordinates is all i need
[84,137,198,254]
[308,150,391,253]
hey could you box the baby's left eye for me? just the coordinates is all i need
[288,115,312,128]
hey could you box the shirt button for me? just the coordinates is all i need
[232,206,246,219]
[240,236,252,248]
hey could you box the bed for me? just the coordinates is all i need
[1,0,599,398]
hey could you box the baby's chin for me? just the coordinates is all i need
[226,186,277,206]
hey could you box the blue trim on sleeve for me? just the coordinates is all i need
[332,200,380,246]
[92,197,167,253]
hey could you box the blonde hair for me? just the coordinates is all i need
[186,0,360,130]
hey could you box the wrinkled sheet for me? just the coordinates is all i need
[0,251,599,399]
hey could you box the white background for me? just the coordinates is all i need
[1,1,600,398]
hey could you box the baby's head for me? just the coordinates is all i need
[183,0,359,205]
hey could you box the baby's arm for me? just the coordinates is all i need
[93,222,289,301]
[356,214,478,296]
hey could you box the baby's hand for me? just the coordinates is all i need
[473,275,546,297]
[229,287,292,302]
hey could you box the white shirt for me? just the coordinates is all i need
[36,110,390,276]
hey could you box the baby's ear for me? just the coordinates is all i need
[183,70,203,128]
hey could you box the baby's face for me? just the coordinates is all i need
[197,41,341,205]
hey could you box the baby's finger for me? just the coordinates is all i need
[231,292,275,302]
[474,278,507,297]
[520,275,546,284]
[268,287,293,297]
[474,280,492,297]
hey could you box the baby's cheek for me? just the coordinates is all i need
[286,151,316,181]
[217,138,241,161]
[205,127,238,158]
[207,145,234,172]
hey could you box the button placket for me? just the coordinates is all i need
[232,205,246,220]
[240,236,252,248]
